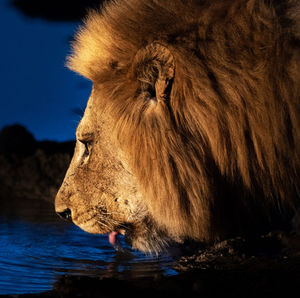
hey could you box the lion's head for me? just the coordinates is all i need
[55,0,300,253]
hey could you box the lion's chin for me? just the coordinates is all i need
[74,217,176,254]
[121,223,178,254]
[128,234,173,254]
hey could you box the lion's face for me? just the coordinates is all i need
[55,86,175,253]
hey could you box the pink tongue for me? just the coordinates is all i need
[108,231,119,246]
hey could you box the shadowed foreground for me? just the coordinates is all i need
[2,239,300,298]
[1,231,300,297]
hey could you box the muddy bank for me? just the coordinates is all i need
[3,257,300,297]
[11,266,299,298]
[0,124,74,202]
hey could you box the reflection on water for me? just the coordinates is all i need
[0,198,177,295]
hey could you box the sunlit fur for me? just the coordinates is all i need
[63,0,299,248]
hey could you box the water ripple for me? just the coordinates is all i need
[0,198,177,295]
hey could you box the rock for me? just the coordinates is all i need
[0,124,37,157]
[0,125,74,202]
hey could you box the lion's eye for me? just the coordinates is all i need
[84,142,89,155]
[79,139,91,157]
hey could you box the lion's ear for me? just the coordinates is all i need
[133,42,175,103]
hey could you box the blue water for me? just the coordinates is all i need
[0,198,177,295]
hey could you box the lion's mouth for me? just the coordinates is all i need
[108,228,134,253]
[108,230,123,246]
[108,227,130,246]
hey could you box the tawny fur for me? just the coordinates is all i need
[59,0,300,249]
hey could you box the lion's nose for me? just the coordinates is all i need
[56,208,72,221]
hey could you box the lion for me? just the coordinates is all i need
[55,0,300,253]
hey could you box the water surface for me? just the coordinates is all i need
[0,198,177,295]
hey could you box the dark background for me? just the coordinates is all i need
[0,0,103,141]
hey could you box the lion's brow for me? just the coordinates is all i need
[76,130,94,141]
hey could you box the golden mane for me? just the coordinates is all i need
[67,0,300,241]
